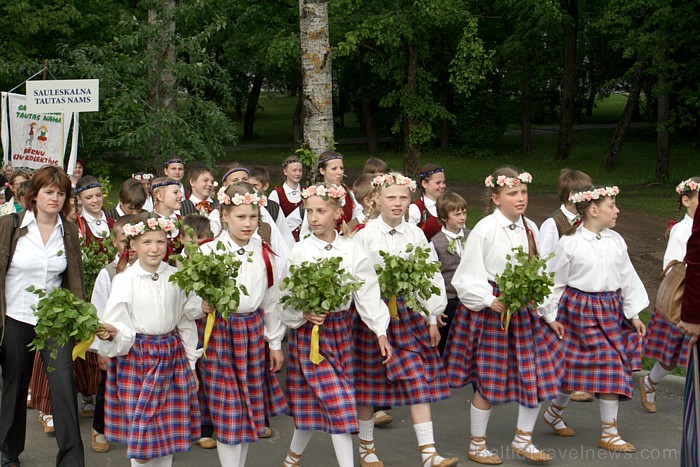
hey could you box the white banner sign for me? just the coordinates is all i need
[26,79,99,113]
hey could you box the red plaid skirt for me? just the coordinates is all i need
[443,283,559,408]
[353,297,450,407]
[198,309,287,445]
[105,331,200,459]
[286,309,358,434]
[644,307,691,368]
[544,287,641,399]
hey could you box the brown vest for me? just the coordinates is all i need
[550,208,573,238]
[431,230,469,299]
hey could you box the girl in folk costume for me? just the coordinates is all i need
[280,183,391,467]
[409,164,446,242]
[269,156,304,241]
[75,175,115,242]
[540,185,647,453]
[96,212,204,467]
[354,173,457,467]
[641,177,700,413]
[151,177,184,260]
[445,167,558,464]
[198,183,287,466]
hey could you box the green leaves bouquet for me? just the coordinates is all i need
[494,246,554,331]
[82,237,117,299]
[280,256,364,363]
[374,243,442,317]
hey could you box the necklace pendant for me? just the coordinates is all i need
[151,273,159,281]
[509,223,516,230]
[389,229,397,236]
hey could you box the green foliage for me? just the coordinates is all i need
[374,243,441,316]
[82,238,117,299]
[494,246,554,331]
[28,286,100,361]
[169,240,248,319]
[280,257,364,314]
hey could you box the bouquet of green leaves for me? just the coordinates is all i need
[375,243,442,317]
[81,237,117,299]
[494,246,554,331]
[280,257,364,363]
[169,240,249,356]
[28,286,101,366]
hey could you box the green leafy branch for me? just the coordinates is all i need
[82,237,117,299]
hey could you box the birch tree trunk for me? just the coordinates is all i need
[555,0,578,161]
[299,0,334,157]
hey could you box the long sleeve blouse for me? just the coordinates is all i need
[664,214,693,269]
[279,231,390,337]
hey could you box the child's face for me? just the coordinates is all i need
[445,208,467,233]
[305,196,341,241]
[284,163,303,185]
[588,197,619,229]
[11,176,28,193]
[164,163,185,181]
[156,185,183,212]
[0,192,6,204]
[683,193,699,219]
[139,178,151,194]
[190,172,215,199]
[249,177,268,193]
[378,184,411,226]
[491,185,528,223]
[113,230,138,264]
[132,230,167,271]
[421,172,446,200]
[121,203,143,216]
[222,204,258,246]
[223,171,248,187]
[319,160,344,185]
[78,187,104,216]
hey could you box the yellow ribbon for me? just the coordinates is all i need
[201,312,216,359]
[72,334,95,361]
[309,324,325,364]
[388,295,398,319]
[500,309,513,332]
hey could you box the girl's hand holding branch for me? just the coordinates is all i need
[201,300,215,314]
[490,299,505,314]
[305,310,326,326]
[96,324,117,341]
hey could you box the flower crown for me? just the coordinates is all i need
[484,172,532,189]
[569,186,620,204]
[371,173,417,192]
[217,186,267,207]
[123,217,176,237]
[676,178,699,195]
[301,184,347,200]
[132,173,154,181]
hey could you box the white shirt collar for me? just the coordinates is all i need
[133,260,169,277]
[189,193,213,204]
[116,204,126,217]
[683,213,694,227]
[560,204,579,222]
[494,208,524,230]
[284,182,301,194]
[21,209,64,234]
[580,226,612,241]
[441,227,466,240]
[377,217,406,234]
[308,230,344,251]
[423,196,437,208]
[82,208,107,223]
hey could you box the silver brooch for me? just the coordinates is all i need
[95,220,101,226]
[237,248,246,255]
[509,224,516,230]
[389,229,397,236]
[595,233,602,240]
[151,273,159,281]
[324,244,332,251]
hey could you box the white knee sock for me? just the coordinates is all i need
[152,455,173,467]
[239,443,249,466]
[331,433,354,467]
[131,460,155,467]
[513,404,542,454]
[414,421,446,465]
[358,418,379,463]
[217,442,244,467]
[600,398,627,445]
[469,404,491,446]
[544,392,572,429]
[288,428,313,456]
[649,363,670,385]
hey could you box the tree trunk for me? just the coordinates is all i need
[360,57,379,155]
[403,41,420,179]
[555,0,578,161]
[243,73,264,140]
[299,0,334,157]
[605,63,643,170]
[521,50,533,156]
[585,87,596,116]
[147,0,177,167]
[656,70,671,181]
[440,84,451,153]
[293,79,303,144]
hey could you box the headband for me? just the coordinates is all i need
[151,180,181,190]
[317,153,343,166]
[222,167,249,183]
[217,186,267,207]
[569,186,620,204]
[75,182,102,194]
[123,217,176,237]
[301,183,347,200]
[164,158,185,167]
[484,172,532,189]
[371,173,417,192]
[676,178,699,194]
[282,159,302,168]
[419,167,444,179]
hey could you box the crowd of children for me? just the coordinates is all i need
[0,154,693,467]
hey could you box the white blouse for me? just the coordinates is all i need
[200,231,286,350]
[353,217,447,324]
[268,182,302,207]
[539,226,649,323]
[298,191,364,240]
[408,196,437,225]
[279,231,390,337]
[98,261,204,368]
[452,208,540,312]
[82,209,110,238]
[664,214,693,269]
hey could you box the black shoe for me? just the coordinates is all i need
[1,455,20,467]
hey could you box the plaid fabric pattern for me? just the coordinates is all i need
[443,283,559,408]
[544,286,641,399]
[198,309,287,445]
[644,308,691,368]
[105,331,200,459]
[353,297,450,407]
[286,309,358,434]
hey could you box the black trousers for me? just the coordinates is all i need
[92,369,107,434]
[0,317,84,466]
[438,298,460,356]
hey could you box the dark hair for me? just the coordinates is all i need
[25,165,73,218]
[182,214,212,240]
[186,164,215,190]
[9,170,30,186]
[557,169,593,204]
[118,179,148,208]
[15,180,32,208]
[363,158,389,175]
[436,191,468,226]
[315,151,344,183]
[248,166,271,187]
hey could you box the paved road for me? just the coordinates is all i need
[16,371,683,466]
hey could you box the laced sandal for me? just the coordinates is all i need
[511,429,552,462]
[80,397,96,418]
[91,429,110,453]
[467,435,502,465]
[283,449,302,467]
[599,420,636,453]
[418,443,459,467]
[570,391,594,402]
[38,412,55,435]
[543,403,576,437]
[359,439,384,467]
[195,437,217,449]
[639,375,657,413]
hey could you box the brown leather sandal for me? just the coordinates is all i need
[282,449,302,467]
[511,429,552,462]
[639,375,657,413]
[467,435,502,465]
[599,420,636,453]
[359,439,384,467]
[418,443,459,467]
[543,403,576,436]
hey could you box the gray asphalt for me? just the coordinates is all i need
[14,371,684,466]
